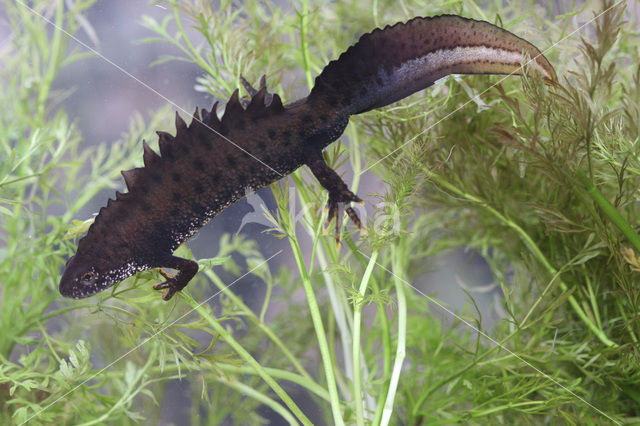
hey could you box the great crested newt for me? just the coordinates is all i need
[60,15,557,300]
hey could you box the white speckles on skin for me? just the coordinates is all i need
[167,204,223,250]
[65,260,145,299]
[108,260,144,284]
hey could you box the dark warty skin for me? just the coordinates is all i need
[59,15,557,301]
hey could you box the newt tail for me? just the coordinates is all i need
[60,14,557,300]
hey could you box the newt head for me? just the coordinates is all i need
[59,254,119,298]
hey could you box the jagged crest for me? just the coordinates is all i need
[83,81,285,241]
[119,82,284,196]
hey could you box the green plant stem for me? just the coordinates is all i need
[616,298,639,344]
[288,232,345,425]
[584,271,603,330]
[203,269,313,382]
[432,174,617,347]
[217,379,298,425]
[576,169,640,252]
[290,171,355,397]
[104,361,332,403]
[372,0,379,26]
[180,294,312,426]
[41,303,98,322]
[352,249,379,426]
[316,245,355,397]
[380,247,407,426]
[298,0,314,90]
[346,237,394,426]
[281,171,353,420]
[216,364,331,402]
[292,2,355,403]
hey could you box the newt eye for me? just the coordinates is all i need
[60,257,111,298]
[80,271,95,283]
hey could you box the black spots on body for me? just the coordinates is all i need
[150,172,161,182]
[282,130,292,147]
[267,128,276,140]
[338,86,352,104]
[198,136,213,150]
[172,172,182,183]
[191,202,207,217]
[193,158,205,172]
[172,192,181,202]
[235,172,246,185]
[93,226,105,238]
[152,223,169,243]
[163,144,174,160]
[139,199,152,211]
[118,207,129,220]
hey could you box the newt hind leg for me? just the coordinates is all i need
[153,256,199,301]
[305,149,365,246]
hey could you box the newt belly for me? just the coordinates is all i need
[60,14,557,300]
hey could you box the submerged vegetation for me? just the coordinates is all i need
[1,0,639,424]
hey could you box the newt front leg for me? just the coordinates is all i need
[153,256,199,300]
[305,149,364,246]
